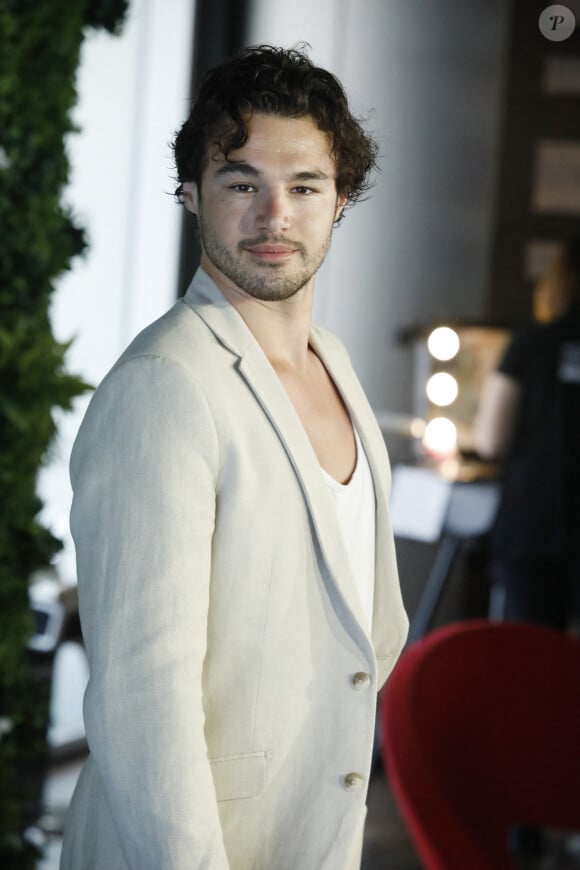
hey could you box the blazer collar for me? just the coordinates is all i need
[184,269,385,652]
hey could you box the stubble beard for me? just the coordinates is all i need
[197,216,334,302]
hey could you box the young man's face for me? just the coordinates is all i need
[183,112,347,302]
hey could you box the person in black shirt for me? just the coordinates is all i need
[475,237,580,631]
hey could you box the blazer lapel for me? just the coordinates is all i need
[307,327,396,653]
[184,270,379,649]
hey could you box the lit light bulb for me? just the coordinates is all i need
[426,372,458,407]
[423,417,457,457]
[427,327,460,361]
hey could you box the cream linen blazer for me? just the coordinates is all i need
[61,268,408,870]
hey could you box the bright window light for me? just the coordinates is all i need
[423,417,457,457]
[427,327,460,361]
[426,372,458,407]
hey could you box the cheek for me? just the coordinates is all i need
[213,206,256,244]
[203,197,244,230]
[305,202,341,236]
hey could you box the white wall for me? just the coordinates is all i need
[248,0,511,414]
[37,0,195,583]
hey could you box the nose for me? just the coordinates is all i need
[254,188,290,233]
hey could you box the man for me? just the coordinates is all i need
[61,45,408,870]
[476,237,580,631]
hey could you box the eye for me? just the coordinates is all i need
[292,186,315,195]
[230,183,256,193]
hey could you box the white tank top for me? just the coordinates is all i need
[321,428,376,633]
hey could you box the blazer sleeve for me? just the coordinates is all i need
[69,353,229,869]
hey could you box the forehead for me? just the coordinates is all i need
[208,112,337,174]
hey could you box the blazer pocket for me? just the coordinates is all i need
[209,751,267,802]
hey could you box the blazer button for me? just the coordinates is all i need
[344,772,365,791]
[351,671,372,690]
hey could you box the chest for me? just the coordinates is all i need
[275,358,356,484]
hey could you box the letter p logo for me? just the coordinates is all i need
[539,5,576,41]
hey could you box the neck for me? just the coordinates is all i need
[202,256,315,372]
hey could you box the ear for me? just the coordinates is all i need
[334,193,348,222]
[182,181,199,215]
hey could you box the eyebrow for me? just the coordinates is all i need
[213,161,332,183]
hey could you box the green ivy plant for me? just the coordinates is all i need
[0,1,128,864]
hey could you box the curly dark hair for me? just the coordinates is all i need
[172,45,379,222]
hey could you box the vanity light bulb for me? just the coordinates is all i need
[426,372,458,407]
[423,417,457,457]
[427,327,460,361]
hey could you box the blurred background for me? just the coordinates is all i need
[2,0,580,867]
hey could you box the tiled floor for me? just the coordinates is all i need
[362,766,422,869]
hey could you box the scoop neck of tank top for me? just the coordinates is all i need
[321,428,364,490]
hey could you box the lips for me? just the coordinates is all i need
[246,245,296,255]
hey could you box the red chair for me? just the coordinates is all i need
[380,620,580,869]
